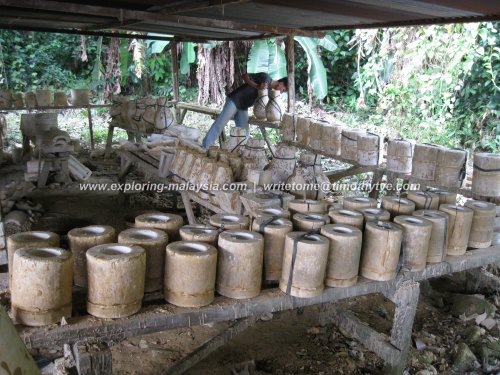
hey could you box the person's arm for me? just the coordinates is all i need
[242,73,268,89]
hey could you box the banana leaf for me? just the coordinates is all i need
[315,34,337,52]
[295,36,328,100]
[180,42,196,75]
[247,40,270,74]
[91,36,103,86]
[267,39,287,79]
[119,39,131,86]
[146,33,171,54]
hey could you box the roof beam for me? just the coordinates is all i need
[0,24,176,40]
[148,0,251,14]
[0,0,324,37]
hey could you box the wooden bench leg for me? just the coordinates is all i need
[118,159,134,183]
[383,281,420,374]
[72,341,112,375]
[104,125,115,159]
[162,317,256,375]
[181,192,197,224]
[369,169,385,199]
[179,109,188,124]
[324,281,420,375]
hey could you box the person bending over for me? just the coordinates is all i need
[201,73,288,149]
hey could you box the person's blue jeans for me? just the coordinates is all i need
[202,99,249,149]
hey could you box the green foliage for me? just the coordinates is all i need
[247,39,286,80]
[180,42,196,75]
[0,31,98,91]
[247,40,271,74]
[90,36,104,92]
[295,36,329,100]
[119,39,131,86]
[349,23,499,152]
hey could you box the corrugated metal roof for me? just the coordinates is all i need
[0,0,498,40]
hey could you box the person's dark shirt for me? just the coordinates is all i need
[227,73,272,110]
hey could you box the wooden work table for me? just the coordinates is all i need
[1,103,112,150]
[16,242,500,374]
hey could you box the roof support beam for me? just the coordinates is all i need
[0,24,176,40]
[0,0,324,37]
[148,0,251,15]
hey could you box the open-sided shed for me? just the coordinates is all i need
[1,2,500,375]
[0,0,499,41]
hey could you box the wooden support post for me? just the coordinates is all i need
[22,136,31,159]
[87,105,95,150]
[179,108,188,124]
[258,125,276,155]
[325,281,420,374]
[465,267,500,294]
[0,203,5,263]
[385,171,399,194]
[72,341,112,375]
[383,281,420,374]
[163,317,256,375]
[180,192,197,224]
[369,169,385,199]
[38,160,51,188]
[329,305,402,365]
[285,35,295,113]
[171,40,181,124]
[104,125,115,159]
[118,159,134,183]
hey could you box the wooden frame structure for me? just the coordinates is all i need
[1,2,500,373]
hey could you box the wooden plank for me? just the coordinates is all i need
[173,103,281,130]
[385,282,420,353]
[329,306,401,365]
[257,125,276,156]
[118,159,134,183]
[0,104,111,112]
[104,125,115,159]
[326,165,374,183]
[248,117,280,129]
[186,192,225,214]
[176,102,220,116]
[115,150,161,181]
[286,35,295,113]
[180,192,198,225]
[18,245,500,350]
[465,267,500,294]
[162,317,256,375]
